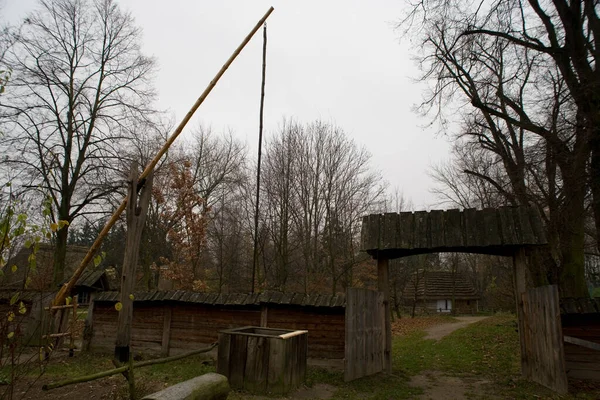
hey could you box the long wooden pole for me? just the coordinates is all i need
[251,23,268,293]
[42,343,218,391]
[52,6,275,308]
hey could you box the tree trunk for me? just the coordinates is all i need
[591,139,600,253]
[53,226,69,287]
[558,174,588,298]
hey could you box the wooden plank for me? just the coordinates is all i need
[367,214,381,251]
[516,206,535,244]
[443,209,463,247]
[413,211,429,249]
[482,208,501,246]
[344,288,354,382]
[161,306,172,357]
[244,336,269,393]
[498,207,518,245]
[464,208,478,247]
[382,213,398,250]
[521,285,568,394]
[360,216,370,251]
[528,206,546,244]
[267,338,287,394]
[429,210,444,248]
[398,212,414,249]
[229,334,249,388]
[564,335,600,351]
[216,332,231,377]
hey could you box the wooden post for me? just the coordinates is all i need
[115,162,153,363]
[161,306,172,357]
[82,294,95,352]
[513,248,528,376]
[260,305,268,327]
[377,257,391,374]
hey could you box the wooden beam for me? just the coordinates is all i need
[564,335,600,351]
[377,257,391,374]
[115,163,153,363]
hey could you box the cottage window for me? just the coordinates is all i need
[77,291,90,305]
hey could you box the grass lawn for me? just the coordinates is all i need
[11,314,600,399]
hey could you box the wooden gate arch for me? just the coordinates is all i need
[356,205,568,394]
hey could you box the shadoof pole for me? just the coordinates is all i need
[52,7,275,308]
[251,23,268,293]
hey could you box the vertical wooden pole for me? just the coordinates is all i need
[82,294,95,352]
[377,257,391,373]
[513,248,528,377]
[161,306,172,357]
[260,305,268,327]
[115,162,154,363]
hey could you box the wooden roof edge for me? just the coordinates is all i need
[93,290,347,308]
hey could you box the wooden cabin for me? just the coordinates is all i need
[403,271,479,314]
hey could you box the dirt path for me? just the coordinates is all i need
[424,316,489,341]
[409,370,498,400]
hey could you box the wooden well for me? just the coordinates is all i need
[217,326,307,394]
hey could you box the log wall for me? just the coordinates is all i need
[562,314,600,382]
[89,301,344,359]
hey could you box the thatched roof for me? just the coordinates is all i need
[95,290,346,308]
[403,271,479,301]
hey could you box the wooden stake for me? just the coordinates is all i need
[52,6,275,308]
[115,162,153,363]
[377,257,391,374]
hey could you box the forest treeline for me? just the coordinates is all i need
[0,0,598,303]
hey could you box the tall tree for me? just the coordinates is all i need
[0,0,157,285]
[403,0,596,297]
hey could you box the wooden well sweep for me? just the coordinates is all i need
[217,326,307,394]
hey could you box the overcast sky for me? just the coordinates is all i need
[2,0,453,209]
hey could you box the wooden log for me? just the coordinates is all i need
[142,373,230,400]
[43,343,218,391]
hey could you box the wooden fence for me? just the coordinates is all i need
[521,285,568,394]
[344,288,384,382]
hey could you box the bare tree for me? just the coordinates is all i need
[0,0,157,285]
[403,0,594,297]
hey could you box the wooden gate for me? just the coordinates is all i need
[521,285,568,394]
[344,288,384,382]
